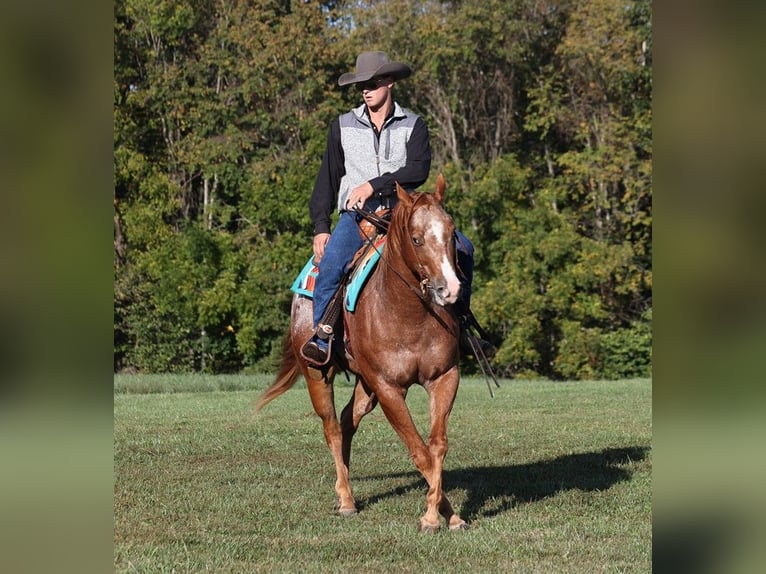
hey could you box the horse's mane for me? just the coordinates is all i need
[384,191,431,266]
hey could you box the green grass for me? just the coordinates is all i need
[114,376,651,573]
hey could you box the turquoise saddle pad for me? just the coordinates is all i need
[290,235,386,312]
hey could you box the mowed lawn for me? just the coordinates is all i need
[114,375,651,573]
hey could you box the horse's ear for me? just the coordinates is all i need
[434,174,446,204]
[396,182,412,207]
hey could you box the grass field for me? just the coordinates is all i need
[114,375,651,573]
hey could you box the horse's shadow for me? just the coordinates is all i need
[356,445,650,520]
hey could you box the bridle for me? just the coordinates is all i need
[353,205,442,303]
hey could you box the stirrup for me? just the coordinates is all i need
[300,324,334,367]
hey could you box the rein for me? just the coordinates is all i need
[354,207,390,234]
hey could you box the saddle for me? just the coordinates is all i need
[291,207,391,311]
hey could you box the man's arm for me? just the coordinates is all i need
[370,116,431,197]
[309,118,344,235]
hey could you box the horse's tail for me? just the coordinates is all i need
[255,332,301,413]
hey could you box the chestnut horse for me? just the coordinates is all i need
[256,175,467,532]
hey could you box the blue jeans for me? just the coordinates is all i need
[312,211,366,327]
[312,212,476,328]
[455,230,474,307]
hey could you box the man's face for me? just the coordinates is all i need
[358,76,393,109]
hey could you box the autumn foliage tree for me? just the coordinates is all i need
[114,0,652,379]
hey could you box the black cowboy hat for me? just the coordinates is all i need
[338,51,412,87]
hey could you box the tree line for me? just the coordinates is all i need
[114,0,652,379]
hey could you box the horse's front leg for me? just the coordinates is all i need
[303,366,356,516]
[374,382,452,532]
[426,368,468,531]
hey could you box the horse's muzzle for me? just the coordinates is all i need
[432,282,460,306]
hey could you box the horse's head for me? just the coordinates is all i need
[390,174,461,307]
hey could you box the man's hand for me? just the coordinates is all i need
[345,181,374,210]
[312,233,330,263]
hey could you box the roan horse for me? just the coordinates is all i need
[256,175,467,532]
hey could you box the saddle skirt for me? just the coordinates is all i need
[290,234,386,312]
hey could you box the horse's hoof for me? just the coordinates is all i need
[449,520,470,531]
[338,507,358,517]
[418,521,441,534]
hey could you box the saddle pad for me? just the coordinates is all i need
[345,235,386,312]
[290,257,319,297]
[289,235,387,312]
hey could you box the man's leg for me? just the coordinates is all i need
[455,230,474,308]
[302,212,364,365]
[454,231,496,358]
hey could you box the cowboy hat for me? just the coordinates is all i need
[338,51,412,86]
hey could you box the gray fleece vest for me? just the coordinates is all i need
[337,102,420,212]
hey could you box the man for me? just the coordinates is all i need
[301,51,493,366]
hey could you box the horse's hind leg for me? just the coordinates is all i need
[339,378,378,502]
[303,366,357,516]
[426,370,468,531]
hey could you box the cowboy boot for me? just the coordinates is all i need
[459,327,497,359]
[456,302,497,359]
[301,323,334,367]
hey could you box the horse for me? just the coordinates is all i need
[256,175,467,532]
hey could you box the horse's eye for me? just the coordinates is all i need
[412,236,423,246]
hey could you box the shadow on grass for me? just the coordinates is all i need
[357,445,650,520]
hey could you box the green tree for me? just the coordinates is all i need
[516,0,652,377]
[115,0,347,372]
